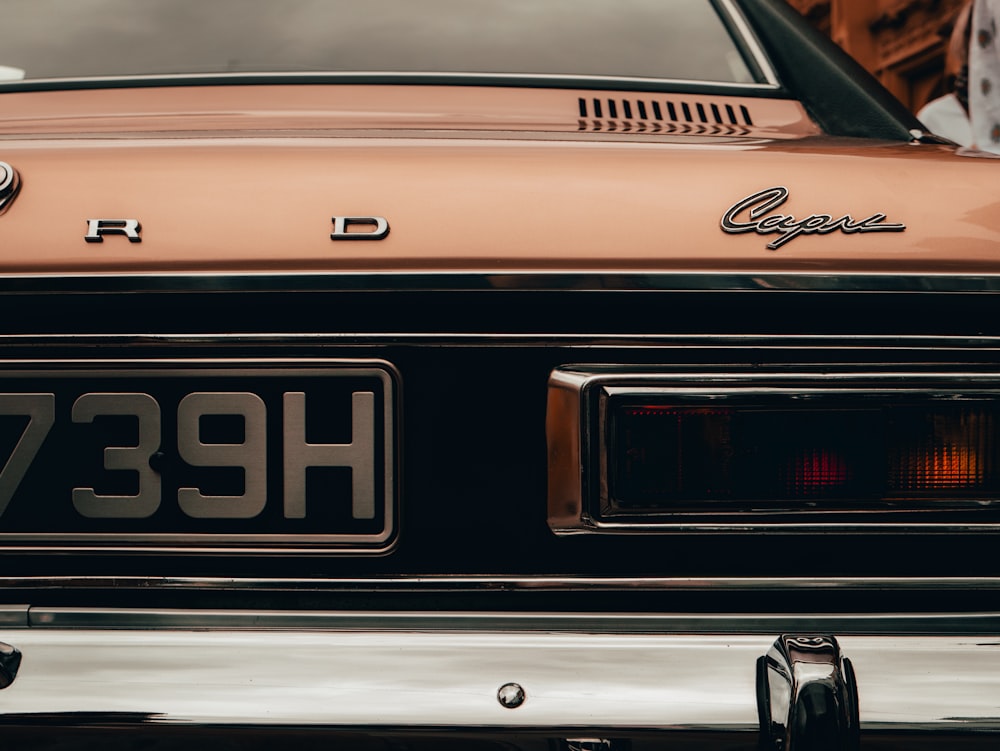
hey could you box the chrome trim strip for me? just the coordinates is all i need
[0,623,997,731]
[716,0,781,86]
[0,71,782,94]
[2,575,1000,593]
[0,272,999,294]
[0,606,28,628]
[0,333,999,349]
[22,608,1000,635]
[0,271,1000,294]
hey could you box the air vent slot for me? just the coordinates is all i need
[578,96,753,134]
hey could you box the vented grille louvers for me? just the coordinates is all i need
[578,97,753,135]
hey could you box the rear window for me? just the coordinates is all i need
[0,0,759,86]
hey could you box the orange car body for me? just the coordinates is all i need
[0,85,997,275]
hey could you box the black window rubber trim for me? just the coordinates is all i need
[734,0,925,141]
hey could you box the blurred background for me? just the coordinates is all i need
[788,0,968,113]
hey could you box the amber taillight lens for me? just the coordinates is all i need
[610,402,998,511]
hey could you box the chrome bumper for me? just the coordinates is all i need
[0,609,998,744]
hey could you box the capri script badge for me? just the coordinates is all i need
[721,186,905,250]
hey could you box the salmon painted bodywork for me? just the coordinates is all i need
[0,84,995,277]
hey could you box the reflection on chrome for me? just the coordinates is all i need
[757,635,859,751]
[0,640,20,689]
[562,740,620,751]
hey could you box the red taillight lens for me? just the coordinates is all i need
[610,402,999,511]
[785,448,850,496]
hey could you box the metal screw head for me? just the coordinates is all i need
[497,682,526,709]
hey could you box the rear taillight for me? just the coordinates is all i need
[546,367,1000,533]
[611,403,997,509]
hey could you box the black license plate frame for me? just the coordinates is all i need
[0,359,398,554]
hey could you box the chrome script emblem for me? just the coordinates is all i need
[721,186,906,250]
[0,162,21,216]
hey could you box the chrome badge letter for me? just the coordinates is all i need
[85,219,142,243]
[0,162,21,216]
[331,216,390,241]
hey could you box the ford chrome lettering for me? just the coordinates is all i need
[85,219,142,243]
[0,161,20,216]
[721,186,906,250]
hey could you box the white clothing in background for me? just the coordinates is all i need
[970,0,1000,153]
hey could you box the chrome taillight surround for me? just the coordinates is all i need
[547,366,1000,534]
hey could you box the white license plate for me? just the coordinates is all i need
[0,360,397,553]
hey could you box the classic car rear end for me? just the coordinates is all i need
[0,1,998,748]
